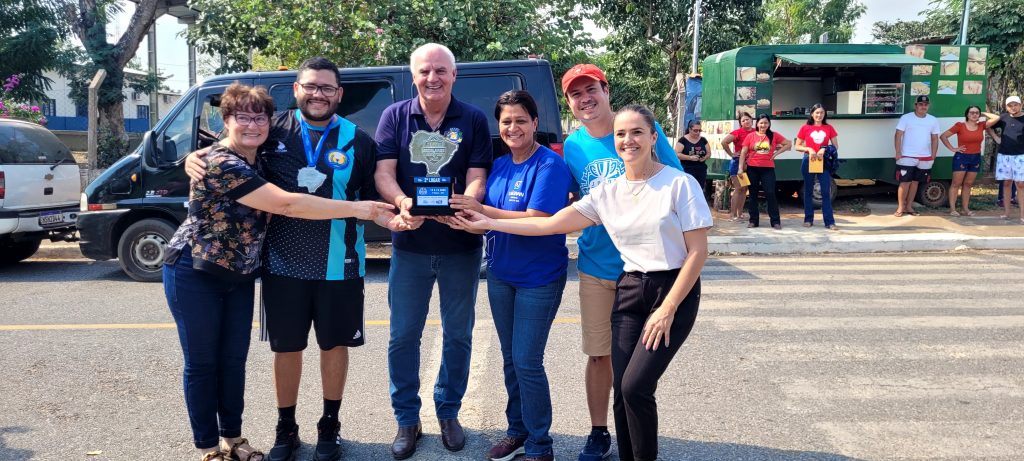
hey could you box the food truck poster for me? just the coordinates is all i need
[903,45,988,117]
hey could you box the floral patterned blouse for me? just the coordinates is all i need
[165,144,270,281]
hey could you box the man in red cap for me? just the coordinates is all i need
[559,64,683,461]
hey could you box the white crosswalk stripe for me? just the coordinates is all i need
[689,251,1024,460]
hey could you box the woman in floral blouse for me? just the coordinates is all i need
[162,83,397,461]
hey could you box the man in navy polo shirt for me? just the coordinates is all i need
[374,43,492,460]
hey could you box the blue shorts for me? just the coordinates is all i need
[952,153,981,173]
[727,158,740,176]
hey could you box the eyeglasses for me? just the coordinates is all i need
[232,114,269,126]
[299,84,339,96]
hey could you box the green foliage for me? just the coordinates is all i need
[97,123,128,168]
[758,0,866,44]
[0,0,71,101]
[187,0,594,73]
[580,0,762,128]
[923,0,1024,105]
[1,76,49,125]
[870,20,937,44]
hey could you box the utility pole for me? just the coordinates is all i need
[691,0,703,74]
[87,70,108,176]
[148,24,159,128]
[960,0,971,45]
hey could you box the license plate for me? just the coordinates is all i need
[38,211,65,226]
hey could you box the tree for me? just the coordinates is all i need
[0,0,70,101]
[581,0,762,126]
[758,0,866,44]
[187,0,593,73]
[924,0,1024,108]
[60,0,164,166]
[870,19,936,44]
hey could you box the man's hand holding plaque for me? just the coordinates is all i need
[409,130,459,216]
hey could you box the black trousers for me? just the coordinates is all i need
[746,166,780,226]
[612,271,701,461]
[682,163,708,191]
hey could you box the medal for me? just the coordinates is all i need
[296,109,340,192]
[297,166,327,192]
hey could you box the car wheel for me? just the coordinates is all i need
[917,180,949,208]
[801,178,839,209]
[117,219,176,282]
[0,239,42,264]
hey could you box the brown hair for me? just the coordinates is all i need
[615,104,660,161]
[219,82,275,119]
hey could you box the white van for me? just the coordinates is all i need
[0,118,80,264]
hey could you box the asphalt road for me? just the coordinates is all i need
[2,251,1023,460]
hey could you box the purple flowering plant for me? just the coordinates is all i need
[1,74,48,125]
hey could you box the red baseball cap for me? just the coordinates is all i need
[561,64,608,95]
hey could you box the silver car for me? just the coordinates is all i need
[0,118,79,264]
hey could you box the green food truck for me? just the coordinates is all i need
[701,43,990,207]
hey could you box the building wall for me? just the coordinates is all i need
[41,70,178,120]
[39,70,180,132]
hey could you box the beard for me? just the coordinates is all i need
[299,97,336,122]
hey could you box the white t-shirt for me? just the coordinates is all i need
[896,112,941,157]
[572,167,713,273]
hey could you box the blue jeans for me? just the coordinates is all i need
[163,251,255,448]
[387,247,482,426]
[488,274,566,457]
[802,156,835,227]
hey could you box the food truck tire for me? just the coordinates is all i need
[916,180,949,208]
[799,178,838,209]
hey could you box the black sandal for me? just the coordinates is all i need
[227,438,265,461]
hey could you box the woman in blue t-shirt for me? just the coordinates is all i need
[449,90,572,461]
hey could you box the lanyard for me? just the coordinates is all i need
[296,109,340,167]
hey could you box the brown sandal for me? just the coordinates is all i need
[201,452,228,461]
[227,438,265,461]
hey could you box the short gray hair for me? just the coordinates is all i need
[409,43,457,73]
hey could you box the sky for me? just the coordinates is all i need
[114,1,938,94]
[853,0,933,43]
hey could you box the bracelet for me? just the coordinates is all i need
[395,195,408,208]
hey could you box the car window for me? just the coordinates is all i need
[199,96,225,136]
[451,75,524,133]
[0,121,74,164]
[159,93,197,160]
[269,84,296,112]
[269,80,394,135]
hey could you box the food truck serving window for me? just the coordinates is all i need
[769,54,937,118]
[775,53,935,67]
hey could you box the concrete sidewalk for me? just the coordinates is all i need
[707,200,1024,254]
[31,200,1024,260]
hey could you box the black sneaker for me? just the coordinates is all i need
[314,417,342,461]
[578,428,612,461]
[268,422,300,461]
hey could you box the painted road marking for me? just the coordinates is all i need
[0,317,583,331]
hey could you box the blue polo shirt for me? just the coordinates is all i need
[375,96,493,254]
[564,122,683,281]
[485,146,572,288]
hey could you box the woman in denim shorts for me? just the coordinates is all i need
[940,105,1000,216]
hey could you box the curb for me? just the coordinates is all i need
[32,234,1024,261]
[706,232,1024,255]
[32,243,85,260]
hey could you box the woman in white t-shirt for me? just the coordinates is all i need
[452,105,713,461]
